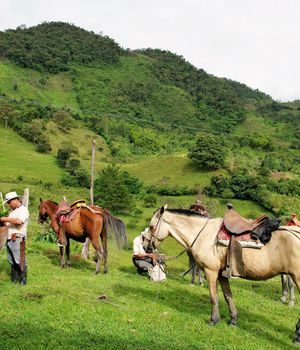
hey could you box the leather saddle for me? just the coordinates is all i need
[56,199,86,223]
[223,203,267,235]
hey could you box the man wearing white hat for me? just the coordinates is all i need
[132,227,157,274]
[0,191,29,285]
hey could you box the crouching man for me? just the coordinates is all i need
[132,228,156,275]
[0,191,29,285]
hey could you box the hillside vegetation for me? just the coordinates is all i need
[1,21,300,350]
[0,21,299,215]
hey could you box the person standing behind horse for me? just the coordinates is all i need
[189,199,210,217]
[132,228,157,275]
[0,191,29,285]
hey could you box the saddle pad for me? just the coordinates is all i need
[218,224,252,241]
[217,224,263,248]
[218,239,263,249]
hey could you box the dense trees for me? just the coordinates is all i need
[188,134,227,170]
[0,22,123,72]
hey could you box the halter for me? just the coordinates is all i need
[150,209,210,259]
[38,202,49,223]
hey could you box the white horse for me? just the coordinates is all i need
[149,207,300,344]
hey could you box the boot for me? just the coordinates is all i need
[11,265,19,282]
[19,266,27,286]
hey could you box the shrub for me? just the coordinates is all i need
[188,135,226,170]
[56,144,79,167]
[94,164,136,213]
[143,194,157,208]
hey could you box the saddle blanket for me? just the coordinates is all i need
[217,224,263,249]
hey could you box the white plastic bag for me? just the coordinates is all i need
[148,263,166,282]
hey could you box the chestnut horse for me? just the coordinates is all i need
[38,199,127,274]
[149,207,300,343]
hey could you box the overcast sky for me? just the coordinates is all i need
[1,0,299,101]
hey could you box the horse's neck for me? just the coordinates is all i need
[46,201,58,217]
[166,213,222,247]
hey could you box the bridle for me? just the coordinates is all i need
[38,202,49,223]
[149,211,164,242]
[149,208,210,258]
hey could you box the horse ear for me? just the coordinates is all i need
[164,204,168,209]
[160,206,165,215]
[40,198,43,203]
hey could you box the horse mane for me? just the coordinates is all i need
[166,208,206,217]
[46,199,58,205]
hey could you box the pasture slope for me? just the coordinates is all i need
[0,23,299,349]
[0,124,298,350]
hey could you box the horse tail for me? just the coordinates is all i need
[102,209,127,248]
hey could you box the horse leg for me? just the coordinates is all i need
[198,268,204,286]
[66,238,71,267]
[280,274,288,304]
[81,238,90,260]
[188,251,196,285]
[90,238,104,274]
[205,268,220,325]
[59,245,65,268]
[287,274,300,343]
[288,275,295,307]
[101,233,108,274]
[219,275,238,326]
[57,225,67,246]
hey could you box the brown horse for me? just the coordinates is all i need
[38,199,127,274]
[149,207,300,344]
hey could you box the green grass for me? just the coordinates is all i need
[0,125,62,183]
[0,207,298,350]
[0,61,79,109]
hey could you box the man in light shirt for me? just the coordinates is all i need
[0,191,29,285]
[132,227,157,275]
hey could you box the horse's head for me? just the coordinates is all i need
[149,205,169,246]
[38,198,49,224]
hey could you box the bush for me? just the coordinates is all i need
[143,194,157,208]
[94,164,136,213]
[188,134,226,170]
[56,144,79,167]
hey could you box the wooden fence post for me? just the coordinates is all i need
[81,140,96,259]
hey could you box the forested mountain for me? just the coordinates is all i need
[0,22,123,72]
[0,22,299,216]
[0,22,271,134]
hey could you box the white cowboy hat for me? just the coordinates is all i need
[4,191,20,203]
[141,227,152,240]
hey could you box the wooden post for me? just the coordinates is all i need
[0,192,5,212]
[23,188,29,209]
[90,139,96,205]
[81,140,96,259]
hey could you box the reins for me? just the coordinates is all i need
[151,212,210,263]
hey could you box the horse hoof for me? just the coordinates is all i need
[104,269,108,274]
[288,301,295,307]
[228,319,237,327]
[280,297,287,304]
[208,319,219,326]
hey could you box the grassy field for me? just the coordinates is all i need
[0,205,299,350]
[0,98,297,349]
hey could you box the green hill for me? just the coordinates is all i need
[1,22,300,350]
[0,21,299,217]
